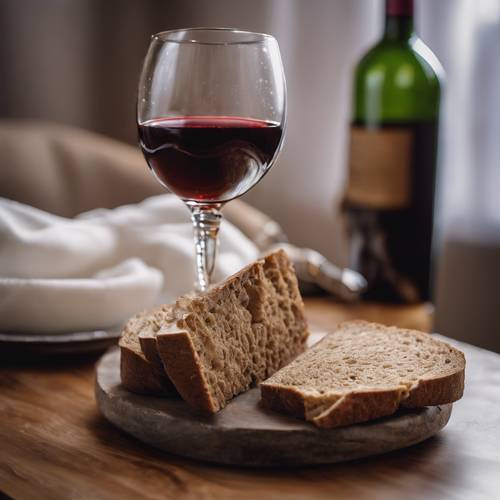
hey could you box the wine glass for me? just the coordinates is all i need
[137,28,286,293]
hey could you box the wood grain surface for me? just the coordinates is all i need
[0,299,498,500]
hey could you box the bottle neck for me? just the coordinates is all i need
[383,0,415,42]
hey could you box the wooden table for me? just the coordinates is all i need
[1,298,498,500]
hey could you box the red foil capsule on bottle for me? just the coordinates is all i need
[386,0,414,16]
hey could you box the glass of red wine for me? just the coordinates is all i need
[137,28,286,292]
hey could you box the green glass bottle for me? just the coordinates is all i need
[343,0,443,303]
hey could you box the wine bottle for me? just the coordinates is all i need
[343,0,443,303]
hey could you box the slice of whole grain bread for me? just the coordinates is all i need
[260,320,465,428]
[155,249,310,414]
[119,304,177,395]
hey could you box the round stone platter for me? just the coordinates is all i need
[95,348,452,467]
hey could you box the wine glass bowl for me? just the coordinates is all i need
[137,28,286,291]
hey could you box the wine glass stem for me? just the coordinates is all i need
[189,204,222,293]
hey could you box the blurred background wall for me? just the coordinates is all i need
[0,0,498,349]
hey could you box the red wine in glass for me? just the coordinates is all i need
[138,116,283,203]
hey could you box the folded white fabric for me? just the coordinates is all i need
[0,195,258,333]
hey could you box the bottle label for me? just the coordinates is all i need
[345,125,413,209]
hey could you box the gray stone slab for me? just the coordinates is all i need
[95,348,452,467]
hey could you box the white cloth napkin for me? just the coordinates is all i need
[0,195,258,333]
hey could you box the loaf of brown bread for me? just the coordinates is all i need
[154,249,310,414]
[260,320,465,428]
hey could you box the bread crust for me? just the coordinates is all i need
[402,369,465,408]
[260,384,307,417]
[312,388,407,428]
